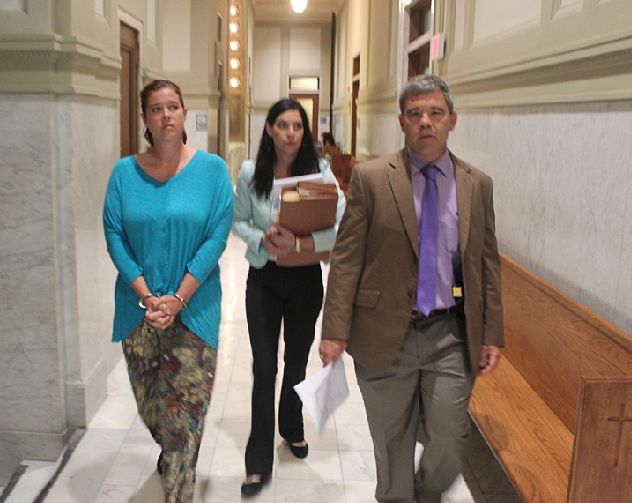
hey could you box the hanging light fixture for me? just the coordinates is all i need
[291,0,307,14]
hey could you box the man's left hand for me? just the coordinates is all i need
[478,345,501,376]
[319,339,347,367]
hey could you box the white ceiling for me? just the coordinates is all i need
[251,0,344,22]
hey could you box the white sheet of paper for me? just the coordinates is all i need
[294,358,350,438]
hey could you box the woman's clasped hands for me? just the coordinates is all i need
[143,295,184,329]
[262,224,295,258]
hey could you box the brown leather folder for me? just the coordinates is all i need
[277,194,337,236]
[276,183,338,267]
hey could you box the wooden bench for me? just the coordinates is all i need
[469,253,632,503]
[329,153,355,196]
[323,145,339,157]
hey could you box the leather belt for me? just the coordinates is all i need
[411,306,455,320]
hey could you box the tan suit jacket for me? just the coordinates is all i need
[321,148,504,376]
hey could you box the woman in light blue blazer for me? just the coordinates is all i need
[233,99,345,497]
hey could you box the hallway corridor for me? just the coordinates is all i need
[0,235,520,503]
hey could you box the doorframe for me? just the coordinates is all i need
[289,92,320,142]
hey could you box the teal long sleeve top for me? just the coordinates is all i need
[103,151,234,348]
[232,159,346,268]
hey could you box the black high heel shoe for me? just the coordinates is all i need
[157,452,164,475]
[288,441,308,459]
[241,473,271,497]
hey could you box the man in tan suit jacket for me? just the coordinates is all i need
[320,76,504,503]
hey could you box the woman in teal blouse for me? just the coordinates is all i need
[103,80,233,503]
[233,99,345,497]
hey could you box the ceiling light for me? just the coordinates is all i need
[230,41,239,51]
[291,0,307,14]
[230,58,240,69]
[230,5,239,16]
[230,78,240,88]
[230,22,239,33]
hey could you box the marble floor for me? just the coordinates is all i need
[0,235,521,503]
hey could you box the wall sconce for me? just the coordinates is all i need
[291,0,307,13]
[228,1,243,98]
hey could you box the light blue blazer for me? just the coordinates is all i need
[232,159,346,268]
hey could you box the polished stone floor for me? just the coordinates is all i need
[0,235,521,503]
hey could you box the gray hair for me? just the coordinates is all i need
[399,75,455,114]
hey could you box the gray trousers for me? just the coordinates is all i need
[355,313,474,503]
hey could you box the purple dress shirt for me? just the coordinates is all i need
[409,147,461,310]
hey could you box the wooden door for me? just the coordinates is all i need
[351,55,360,157]
[351,80,359,157]
[120,23,139,158]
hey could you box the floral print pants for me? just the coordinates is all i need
[122,319,217,503]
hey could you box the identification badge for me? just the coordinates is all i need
[452,286,463,298]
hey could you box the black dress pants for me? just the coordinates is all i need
[244,261,324,476]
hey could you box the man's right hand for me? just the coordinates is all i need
[319,339,347,367]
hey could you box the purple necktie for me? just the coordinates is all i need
[416,165,438,316]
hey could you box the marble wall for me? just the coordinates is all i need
[0,94,119,485]
[0,95,62,483]
[449,101,632,337]
[356,112,402,160]
[62,96,120,423]
[248,113,266,161]
[329,111,401,160]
